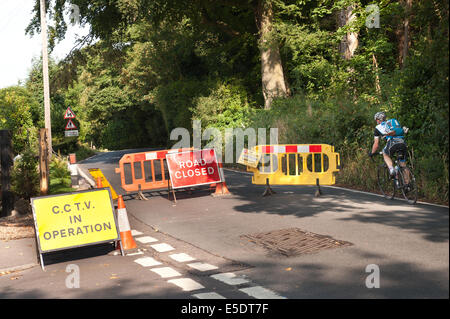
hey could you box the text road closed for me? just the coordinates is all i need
[166,149,221,189]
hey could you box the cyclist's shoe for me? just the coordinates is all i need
[389,168,395,177]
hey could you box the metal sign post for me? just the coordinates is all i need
[64,107,78,137]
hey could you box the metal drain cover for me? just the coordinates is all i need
[241,228,353,257]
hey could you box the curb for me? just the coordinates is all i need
[0,263,38,275]
[75,164,96,188]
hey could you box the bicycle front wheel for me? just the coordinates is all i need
[399,166,418,204]
[377,164,395,199]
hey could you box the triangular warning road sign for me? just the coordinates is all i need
[65,119,77,130]
[64,107,76,119]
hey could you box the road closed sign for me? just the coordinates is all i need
[31,188,120,254]
[166,149,222,189]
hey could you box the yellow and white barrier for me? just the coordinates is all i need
[244,144,340,186]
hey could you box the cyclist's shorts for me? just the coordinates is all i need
[383,138,408,161]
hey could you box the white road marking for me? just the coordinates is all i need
[131,230,143,236]
[169,253,196,263]
[167,278,205,291]
[325,185,449,208]
[135,236,158,244]
[150,267,181,278]
[150,243,175,252]
[193,292,226,299]
[134,257,162,267]
[239,286,287,299]
[126,251,144,256]
[210,272,249,285]
[187,262,219,272]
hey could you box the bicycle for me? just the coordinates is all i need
[373,151,418,204]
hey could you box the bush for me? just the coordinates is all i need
[49,155,73,194]
[250,93,376,147]
[191,80,253,131]
[11,148,39,200]
[52,138,97,161]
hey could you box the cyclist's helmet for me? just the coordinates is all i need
[374,111,386,121]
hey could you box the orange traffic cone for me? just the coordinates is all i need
[116,195,137,250]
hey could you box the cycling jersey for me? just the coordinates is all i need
[374,118,407,161]
[374,118,404,140]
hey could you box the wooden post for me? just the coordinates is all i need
[1,130,14,217]
[39,128,49,195]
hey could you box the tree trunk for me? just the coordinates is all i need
[338,5,359,60]
[397,0,413,67]
[256,0,289,109]
[372,53,381,95]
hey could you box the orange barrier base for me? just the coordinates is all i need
[212,182,230,196]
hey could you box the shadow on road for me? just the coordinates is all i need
[225,170,449,244]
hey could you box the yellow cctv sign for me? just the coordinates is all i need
[31,188,120,254]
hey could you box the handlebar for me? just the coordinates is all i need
[369,151,384,163]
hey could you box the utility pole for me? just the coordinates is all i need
[40,0,52,158]
[39,128,49,195]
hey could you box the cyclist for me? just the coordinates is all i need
[368,112,409,181]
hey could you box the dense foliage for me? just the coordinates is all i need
[0,0,447,204]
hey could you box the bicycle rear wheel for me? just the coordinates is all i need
[377,164,395,199]
[399,166,417,204]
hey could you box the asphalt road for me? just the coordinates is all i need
[77,149,449,299]
[1,148,447,302]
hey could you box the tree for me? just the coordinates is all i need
[257,0,289,108]
[27,0,292,109]
[0,87,38,154]
[396,0,413,67]
[337,5,358,60]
